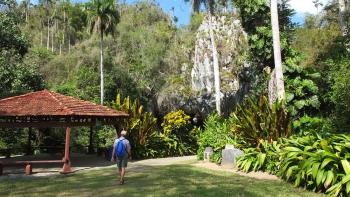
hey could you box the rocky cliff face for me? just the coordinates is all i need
[157,14,250,118]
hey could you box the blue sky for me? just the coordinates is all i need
[124,0,330,26]
[29,0,330,26]
[125,0,192,26]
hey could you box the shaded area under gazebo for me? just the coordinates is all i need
[0,90,128,175]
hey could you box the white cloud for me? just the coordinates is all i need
[289,0,329,14]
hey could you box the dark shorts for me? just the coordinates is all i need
[116,154,128,169]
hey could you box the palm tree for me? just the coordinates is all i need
[270,0,285,101]
[339,0,349,37]
[86,0,119,105]
[186,0,222,114]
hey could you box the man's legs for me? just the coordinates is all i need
[120,167,126,181]
[117,156,128,184]
[118,168,122,177]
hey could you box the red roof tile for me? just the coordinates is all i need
[0,90,128,117]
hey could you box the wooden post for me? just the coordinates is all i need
[88,126,94,154]
[25,162,32,175]
[61,127,72,174]
[0,163,3,176]
[26,127,33,155]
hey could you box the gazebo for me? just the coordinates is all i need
[0,90,128,175]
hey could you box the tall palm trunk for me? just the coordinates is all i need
[63,11,66,46]
[208,12,221,114]
[100,31,104,105]
[47,18,50,50]
[271,0,285,101]
[339,0,349,37]
[51,20,54,52]
[68,34,71,53]
[40,30,43,46]
[25,0,29,22]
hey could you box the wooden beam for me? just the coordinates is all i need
[0,120,122,128]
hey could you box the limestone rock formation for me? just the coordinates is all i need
[157,14,250,118]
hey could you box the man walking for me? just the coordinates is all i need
[111,130,131,185]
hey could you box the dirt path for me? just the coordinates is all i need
[192,161,279,180]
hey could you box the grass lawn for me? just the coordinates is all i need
[0,165,324,197]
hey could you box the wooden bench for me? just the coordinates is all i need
[0,160,65,176]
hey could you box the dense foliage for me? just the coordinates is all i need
[0,1,45,98]
[197,114,238,163]
[231,96,292,147]
[114,95,197,159]
[237,133,350,197]
[2,0,350,196]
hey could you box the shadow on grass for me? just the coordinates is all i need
[0,164,323,197]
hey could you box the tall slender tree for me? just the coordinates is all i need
[271,0,285,101]
[339,0,349,37]
[86,0,119,105]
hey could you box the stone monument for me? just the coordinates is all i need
[204,147,213,162]
[221,144,243,168]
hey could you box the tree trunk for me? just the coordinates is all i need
[208,14,221,115]
[100,32,104,105]
[270,0,285,101]
[68,35,71,53]
[63,10,66,24]
[47,18,50,50]
[60,43,62,55]
[339,0,349,37]
[25,0,29,23]
[63,12,66,46]
[268,69,277,106]
[51,20,54,52]
[40,30,43,47]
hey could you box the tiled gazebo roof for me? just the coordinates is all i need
[0,90,128,127]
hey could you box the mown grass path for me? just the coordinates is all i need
[0,161,323,197]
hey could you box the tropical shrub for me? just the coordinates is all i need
[328,57,350,131]
[160,110,198,156]
[230,96,292,148]
[292,115,333,135]
[114,94,158,159]
[197,114,238,163]
[279,133,350,196]
[237,139,282,174]
[237,132,350,197]
[162,110,190,136]
[96,126,116,148]
[284,52,321,121]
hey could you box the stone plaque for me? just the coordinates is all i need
[204,147,213,162]
[221,148,243,168]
